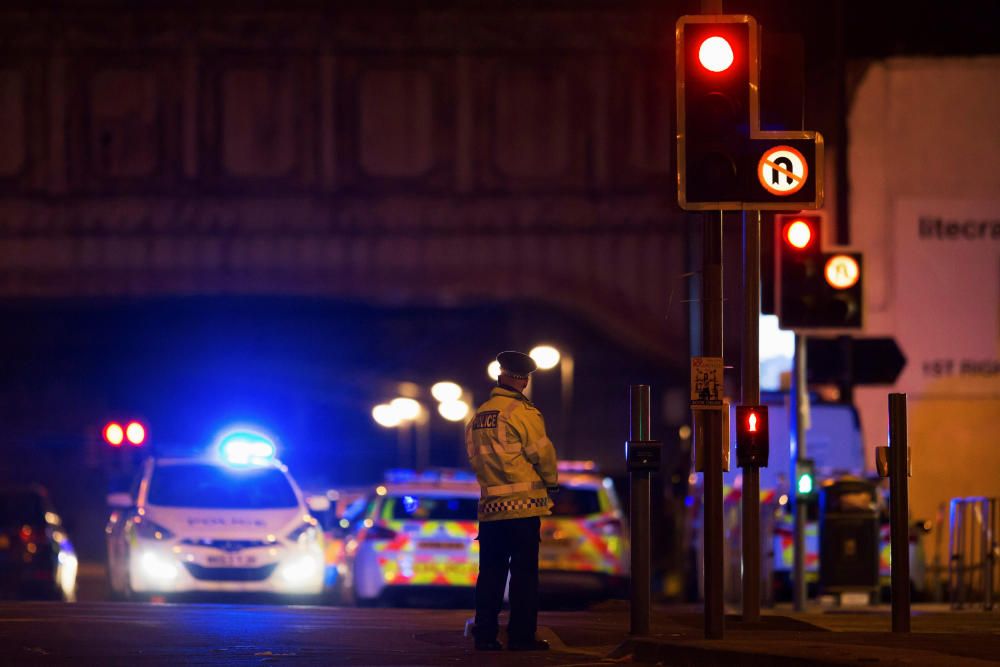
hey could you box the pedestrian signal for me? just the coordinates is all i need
[795,458,816,499]
[735,405,769,468]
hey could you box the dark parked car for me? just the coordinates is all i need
[0,485,77,600]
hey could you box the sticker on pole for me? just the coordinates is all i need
[758,145,808,196]
[690,356,724,409]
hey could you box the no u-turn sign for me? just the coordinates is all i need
[758,145,808,196]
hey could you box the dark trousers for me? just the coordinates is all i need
[474,516,540,644]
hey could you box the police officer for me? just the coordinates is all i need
[466,350,559,652]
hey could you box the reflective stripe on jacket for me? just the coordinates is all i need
[465,385,559,522]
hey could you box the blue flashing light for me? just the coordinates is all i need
[218,429,276,467]
[384,468,477,485]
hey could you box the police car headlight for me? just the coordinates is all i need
[139,550,179,583]
[278,553,322,586]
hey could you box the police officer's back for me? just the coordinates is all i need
[466,350,558,651]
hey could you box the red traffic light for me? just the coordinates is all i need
[698,35,735,72]
[783,219,816,250]
[735,405,769,468]
[125,421,146,446]
[103,422,124,447]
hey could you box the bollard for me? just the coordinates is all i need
[625,385,660,636]
[888,393,910,632]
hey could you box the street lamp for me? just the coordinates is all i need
[374,382,471,470]
[487,361,501,381]
[372,404,402,428]
[431,381,463,403]
[530,345,561,370]
[530,344,575,458]
[438,400,470,422]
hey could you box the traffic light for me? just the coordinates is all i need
[676,15,823,211]
[103,420,146,447]
[103,422,124,447]
[795,458,816,500]
[735,405,769,467]
[776,213,863,330]
[677,16,752,206]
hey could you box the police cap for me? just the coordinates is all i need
[496,351,537,379]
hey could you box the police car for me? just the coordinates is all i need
[105,431,324,599]
[343,469,480,606]
[539,461,628,599]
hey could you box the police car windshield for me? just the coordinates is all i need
[147,464,298,509]
[550,488,601,517]
[387,495,478,521]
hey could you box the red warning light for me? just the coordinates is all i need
[103,422,124,447]
[698,35,735,73]
[784,219,815,250]
[747,412,758,433]
[125,421,146,446]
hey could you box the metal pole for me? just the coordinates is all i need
[982,499,993,611]
[560,354,574,459]
[741,210,761,622]
[703,212,724,639]
[888,392,911,632]
[792,333,808,611]
[987,498,996,611]
[629,385,651,636]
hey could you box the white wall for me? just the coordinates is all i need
[849,57,1000,561]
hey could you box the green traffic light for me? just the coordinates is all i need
[797,473,814,495]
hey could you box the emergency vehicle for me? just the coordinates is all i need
[105,431,325,599]
[539,461,628,600]
[342,469,480,606]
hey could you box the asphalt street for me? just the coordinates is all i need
[2,599,999,666]
[0,601,628,666]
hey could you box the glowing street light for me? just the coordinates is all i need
[372,403,402,428]
[390,397,421,422]
[431,381,462,403]
[487,360,501,380]
[438,400,470,422]
[529,345,561,370]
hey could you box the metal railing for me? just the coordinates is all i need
[948,497,998,610]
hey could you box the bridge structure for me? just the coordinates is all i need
[0,4,692,368]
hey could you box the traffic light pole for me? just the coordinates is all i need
[792,333,808,611]
[741,210,761,622]
[703,212,725,639]
[888,393,911,632]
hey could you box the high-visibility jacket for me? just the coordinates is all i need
[465,385,559,522]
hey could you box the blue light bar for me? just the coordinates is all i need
[218,430,276,467]
[384,468,477,484]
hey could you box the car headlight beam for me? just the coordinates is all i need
[140,551,179,583]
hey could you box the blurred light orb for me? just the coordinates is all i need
[390,397,421,421]
[431,381,463,403]
[438,400,470,422]
[530,345,561,370]
[103,422,124,447]
[125,421,146,446]
[487,360,501,380]
[372,404,401,428]
[698,36,734,73]
[785,220,814,249]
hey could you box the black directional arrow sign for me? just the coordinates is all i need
[807,336,907,386]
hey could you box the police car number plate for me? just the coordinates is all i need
[205,554,258,567]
